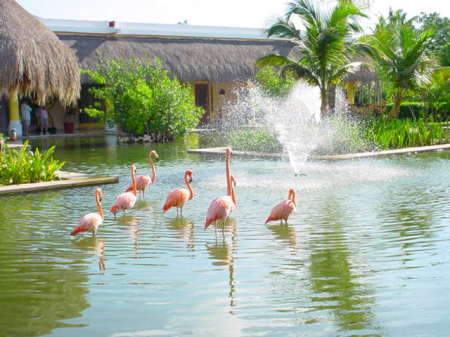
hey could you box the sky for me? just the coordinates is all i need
[17,0,449,29]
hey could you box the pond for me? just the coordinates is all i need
[0,135,449,337]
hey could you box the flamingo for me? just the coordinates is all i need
[110,165,137,217]
[71,188,104,236]
[162,170,194,217]
[125,150,159,198]
[204,147,237,230]
[265,189,297,225]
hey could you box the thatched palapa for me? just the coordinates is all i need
[58,34,295,83]
[0,0,80,105]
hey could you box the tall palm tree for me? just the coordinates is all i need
[256,0,366,118]
[359,10,435,119]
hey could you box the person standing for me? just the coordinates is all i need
[37,106,49,135]
[20,100,32,137]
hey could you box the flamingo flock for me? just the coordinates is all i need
[71,148,297,236]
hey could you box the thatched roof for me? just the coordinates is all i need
[58,34,296,83]
[0,0,80,105]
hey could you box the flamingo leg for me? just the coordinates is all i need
[180,207,183,217]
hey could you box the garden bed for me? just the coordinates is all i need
[0,170,118,195]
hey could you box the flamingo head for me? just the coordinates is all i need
[149,150,159,159]
[110,205,120,216]
[225,147,232,156]
[185,169,193,183]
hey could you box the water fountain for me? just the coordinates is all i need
[221,81,371,174]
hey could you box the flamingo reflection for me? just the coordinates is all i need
[73,237,106,271]
[116,215,141,255]
[205,219,237,313]
[167,217,195,250]
[267,223,298,254]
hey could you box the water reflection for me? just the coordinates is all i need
[206,219,237,313]
[167,217,195,250]
[307,199,379,336]
[267,223,298,254]
[73,237,106,271]
[116,215,141,255]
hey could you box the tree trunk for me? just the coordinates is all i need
[320,87,329,119]
[328,85,336,114]
[389,90,403,119]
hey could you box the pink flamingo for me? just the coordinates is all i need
[204,147,237,230]
[125,150,159,198]
[71,188,104,236]
[265,189,296,225]
[162,170,194,217]
[110,165,137,217]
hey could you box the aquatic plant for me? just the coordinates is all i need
[0,142,64,185]
[364,117,448,149]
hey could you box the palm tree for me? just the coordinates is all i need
[359,10,435,119]
[256,0,366,118]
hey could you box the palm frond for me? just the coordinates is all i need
[255,54,295,68]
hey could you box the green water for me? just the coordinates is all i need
[0,136,449,337]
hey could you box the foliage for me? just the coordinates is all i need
[0,142,64,185]
[83,58,203,137]
[440,43,450,67]
[256,0,366,117]
[359,9,436,119]
[255,67,296,97]
[416,67,450,121]
[416,12,450,62]
[364,117,447,149]
[226,128,283,153]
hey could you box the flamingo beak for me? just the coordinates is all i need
[188,176,193,183]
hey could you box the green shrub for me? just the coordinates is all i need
[227,128,283,153]
[255,67,296,98]
[364,117,448,149]
[384,102,426,119]
[0,142,64,185]
[84,58,204,137]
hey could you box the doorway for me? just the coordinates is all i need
[194,83,210,125]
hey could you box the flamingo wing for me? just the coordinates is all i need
[265,200,296,224]
[162,188,189,211]
[115,192,137,211]
[204,196,235,229]
[71,213,103,235]
[125,175,151,192]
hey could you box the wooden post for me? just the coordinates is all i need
[8,88,22,137]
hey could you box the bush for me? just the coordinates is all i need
[364,117,448,149]
[255,67,296,98]
[0,142,64,185]
[84,58,204,137]
[227,128,282,153]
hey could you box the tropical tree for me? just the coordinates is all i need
[256,0,367,118]
[359,10,435,119]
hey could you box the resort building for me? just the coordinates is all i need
[1,10,296,135]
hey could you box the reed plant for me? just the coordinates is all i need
[365,118,448,149]
[0,142,64,185]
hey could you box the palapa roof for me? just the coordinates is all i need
[0,0,80,105]
[57,34,296,84]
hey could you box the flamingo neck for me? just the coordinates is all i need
[289,190,296,206]
[149,155,157,183]
[231,177,237,206]
[131,167,137,196]
[96,192,104,218]
[184,174,194,200]
[226,151,232,197]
